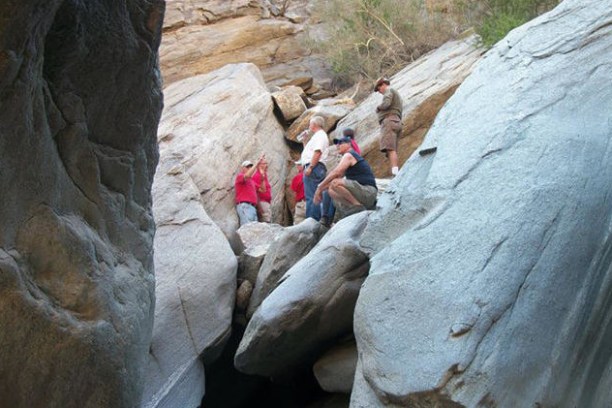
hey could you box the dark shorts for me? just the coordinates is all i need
[379,114,402,152]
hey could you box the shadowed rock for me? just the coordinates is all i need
[235,213,370,376]
[352,1,612,406]
[313,340,358,394]
[0,1,164,407]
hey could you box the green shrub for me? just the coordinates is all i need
[310,0,560,86]
[309,0,459,86]
[473,0,560,46]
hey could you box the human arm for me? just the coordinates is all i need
[239,154,265,182]
[376,88,393,112]
[304,150,322,176]
[313,153,356,204]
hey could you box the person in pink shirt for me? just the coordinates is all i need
[252,158,272,222]
[290,160,306,224]
[235,154,264,226]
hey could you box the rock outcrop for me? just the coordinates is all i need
[143,155,237,408]
[272,86,308,123]
[160,0,330,87]
[157,63,292,249]
[0,1,164,407]
[352,0,612,406]
[235,213,370,376]
[335,34,483,177]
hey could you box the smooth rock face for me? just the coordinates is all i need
[352,1,612,406]
[143,155,237,408]
[0,1,164,407]
[235,213,370,376]
[160,0,330,87]
[247,218,328,318]
[313,340,358,394]
[334,35,483,177]
[157,63,291,248]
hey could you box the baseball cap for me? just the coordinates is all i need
[374,77,390,92]
[333,136,352,145]
[241,160,254,167]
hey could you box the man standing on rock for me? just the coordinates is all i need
[252,157,271,223]
[234,154,264,226]
[374,77,403,176]
[301,115,329,220]
[314,136,377,218]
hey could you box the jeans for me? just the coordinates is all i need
[303,163,326,220]
[321,191,336,222]
[236,203,257,226]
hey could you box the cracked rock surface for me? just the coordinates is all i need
[0,1,164,407]
[352,0,612,406]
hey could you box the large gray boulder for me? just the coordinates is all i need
[247,218,328,318]
[334,34,483,177]
[235,213,371,376]
[352,1,612,406]
[143,155,237,408]
[0,1,164,407]
[157,63,292,249]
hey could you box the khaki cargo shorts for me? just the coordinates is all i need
[379,114,402,152]
[344,179,377,210]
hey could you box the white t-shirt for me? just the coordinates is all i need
[301,129,329,165]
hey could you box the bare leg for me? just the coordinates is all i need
[388,149,398,174]
[328,179,361,207]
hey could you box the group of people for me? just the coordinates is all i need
[234,77,403,227]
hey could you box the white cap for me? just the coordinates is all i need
[241,160,254,167]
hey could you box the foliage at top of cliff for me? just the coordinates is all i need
[309,0,559,86]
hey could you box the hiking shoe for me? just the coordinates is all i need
[319,216,331,228]
[343,205,366,217]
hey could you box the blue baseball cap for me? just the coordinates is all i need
[333,136,352,145]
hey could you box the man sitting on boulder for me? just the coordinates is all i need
[234,154,264,226]
[313,136,377,219]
